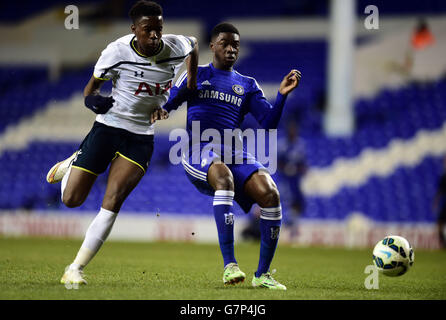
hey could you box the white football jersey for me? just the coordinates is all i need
[93,33,194,135]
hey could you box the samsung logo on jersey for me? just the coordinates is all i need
[199,90,242,107]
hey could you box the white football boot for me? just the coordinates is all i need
[60,265,87,285]
[46,151,78,184]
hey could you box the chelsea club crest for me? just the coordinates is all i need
[232,84,244,96]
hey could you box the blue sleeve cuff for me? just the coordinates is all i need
[275,92,286,106]
[260,91,287,129]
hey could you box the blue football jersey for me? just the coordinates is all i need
[167,63,281,135]
[164,63,288,162]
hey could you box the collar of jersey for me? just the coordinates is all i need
[130,36,164,59]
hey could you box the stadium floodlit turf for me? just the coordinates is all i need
[0,237,445,300]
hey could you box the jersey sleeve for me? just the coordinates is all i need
[172,35,195,57]
[163,70,188,112]
[93,42,121,81]
[247,79,287,129]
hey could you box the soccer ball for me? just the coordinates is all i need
[372,235,414,277]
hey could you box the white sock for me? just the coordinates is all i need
[70,207,118,270]
[60,165,72,201]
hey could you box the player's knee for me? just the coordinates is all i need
[209,163,234,191]
[214,174,234,191]
[62,191,85,208]
[258,186,280,208]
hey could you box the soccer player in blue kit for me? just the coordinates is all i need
[157,23,301,290]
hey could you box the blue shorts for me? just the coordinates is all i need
[181,148,267,213]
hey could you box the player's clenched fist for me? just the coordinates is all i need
[150,107,169,124]
[84,95,115,114]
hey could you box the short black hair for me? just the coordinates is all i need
[129,0,163,23]
[211,22,240,40]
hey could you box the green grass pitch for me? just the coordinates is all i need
[1,237,445,300]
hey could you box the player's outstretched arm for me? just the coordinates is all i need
[279,69,301,95]
[152,37,199,124]
[250,69,302,130]
[83,75,115,114]
[156,83,196,121]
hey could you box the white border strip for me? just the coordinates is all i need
[302,122,446,196]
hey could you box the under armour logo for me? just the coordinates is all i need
[224,213,234,225]
[270,226,280,240]
[134,71,144,77]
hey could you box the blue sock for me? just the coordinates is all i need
[213,190,236,267]
[255,206,282,277]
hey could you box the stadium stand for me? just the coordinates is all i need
[0,67,93,133]
[0,52,445,223]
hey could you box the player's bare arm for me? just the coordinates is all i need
[186,36,199,90]
[84,76,105,96]
[278,69,302,95]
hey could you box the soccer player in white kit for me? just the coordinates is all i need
[46,0,199,285]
